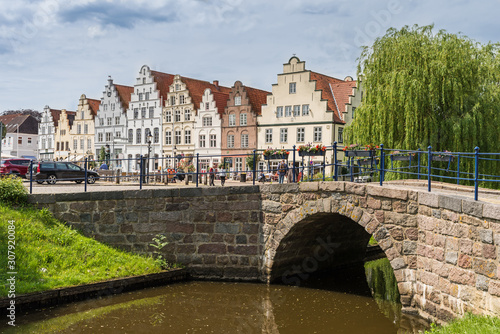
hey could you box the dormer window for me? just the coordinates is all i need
[235,96,241,106]
[175,84,180,91]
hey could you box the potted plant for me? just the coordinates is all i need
[263,148,289,160]
[432,150,453,162]
[390,151,417,161]
[298,143,327,156]
[343,143,378,157]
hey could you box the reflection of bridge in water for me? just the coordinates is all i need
[29,180,500,324]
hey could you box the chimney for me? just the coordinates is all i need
[213,80,219,90]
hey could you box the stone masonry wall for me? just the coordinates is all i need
[28,187,264,281]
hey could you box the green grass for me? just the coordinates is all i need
[425,313,500,333]
[0,204,163,297]
[368,236,378,246]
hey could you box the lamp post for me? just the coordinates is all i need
[147,133,153,183]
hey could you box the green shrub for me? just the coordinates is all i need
[0,175,28,205]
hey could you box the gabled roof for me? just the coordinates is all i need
[330,81,358,120]
[115,84,133,111]
[181,77,231,112]
[151,71,175,101]
[50,109,62,127]
[211,90,229,117]
[244,86,270,116]
[310,71,345,123]
[87,99,100,117]
[0,114,19,126]
[0,114,39,134]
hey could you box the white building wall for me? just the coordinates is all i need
[38,106,56,161]
[194,88,222,170]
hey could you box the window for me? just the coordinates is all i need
[184,129,191,144]
[149,107,154,118]
[235,157,242,171]
[210,134,216,147]
[229,114,236,126]
[111,103,115,111]
[107,118,112,126]
[42,138,46,149]
[80,138,84,150]
[352,106,356,119]
[145,92,149,100]
[240,113,247,126]
[297,128,305,142]
[106,132,112,142]
[227,134,234,148]
[116,131,121,138]
[134,108,138,119]
[77,124,82,134]
[285,106,292,117]
[18,137,22,145]
[99,118,104,126]
[338,128,344,143]
[293,105,300,117]
[136,129,141,144]
[184,109,191,121]
[265,129,273,143]
[141,107,146,118]
[98,132,103,142]
[241,133,248,148]
[87,139,92,151]
[199,134,206,148]
[175,84,180,91]
[289,82,296,94]
[154,128,159,143]
[235,96,241,106]
[128,129,133,143]
[205,102,209,110]
[115,116,120,125]
[48,137,52,148]
[203,116,212,127]
[175,130,181,145]
[28,137,32,144]
[84,124,88,134]
[175,110,181,122]
[276,106,283,118]
[165,131,172,145]
[314,127,322,142]
[170,96,176,106]
[73,139,78,150]
[81,111,84,119]
[302,104,309,116]
[179,95,185,104]
[139,93,143,101]
[165,110,171,123]
[280,128,288,143]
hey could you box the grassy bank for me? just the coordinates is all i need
[0,204,163,297]
[425,313,500,333]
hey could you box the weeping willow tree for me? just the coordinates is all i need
[345,25,500,186]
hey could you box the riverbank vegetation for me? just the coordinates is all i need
[425,313,500,333]
[0,178,164,296]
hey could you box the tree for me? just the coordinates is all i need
[0,122,6,140]
[344,25,500,185]
[1,109,42,121]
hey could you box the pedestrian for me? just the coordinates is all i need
[219,166,226,186]
[100,162,108,170]
[278,159,288,184]
[209,165,215,186]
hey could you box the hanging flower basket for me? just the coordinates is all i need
[432,152,453,162]
[298,144,327,157]
[299,150,325,157]
[264,154,289,160]
[391,153,416,161]
[263,148,289,160]
[345,150,374,157]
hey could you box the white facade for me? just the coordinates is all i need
[2,132,38,159]
[126,65,164,172]
[38,106,57,161]
[95,77,132,169]
[194,88,223,170]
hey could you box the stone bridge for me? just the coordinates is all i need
[29,181,500,323]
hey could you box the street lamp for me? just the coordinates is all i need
[147,133,153,183]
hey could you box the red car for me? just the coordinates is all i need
[0,158,33,178]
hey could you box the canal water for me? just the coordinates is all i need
[3,259,430,333]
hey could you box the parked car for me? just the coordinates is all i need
[34,162,99,184]
[0,158,33,178]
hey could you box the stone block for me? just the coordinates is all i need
[472,258,496,278]
[439,195,462,212]
[488,280,500,297]
[299,182,319,192]
[319,181,344,192]
[483,204,500,220]
[345,183,366,195]
[476,275,490,291]
[462,200,483,218]
[367,185,408,200]
[459,239,473,255]
[418,192,439,208]
[445,251,458,265]
[403,241,417,255]
[164,222,194,234]
[405,228,418,241]
[449,267,475,286]
[198,243,227,254]
[215,223,240,234]
[390,258,406,270]
[392,201,407,213]
[479,229,493,244]
[483,244,497,259]
[418,215,436,231]
[385,212,417,227]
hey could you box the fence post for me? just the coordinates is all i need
[253,150,257,185]
[427,146,432,192]
[474,146,479,201]
[292,145,296,183]
[139,155,143,190]
[196,153,199,187]
[333,142,338,182]
[380,144,384,186]
[417,148,422,180]
[322,147,326,181]
[456,154,461,185]
[84,157,88,192]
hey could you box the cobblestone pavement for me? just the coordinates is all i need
[23,178,500,205]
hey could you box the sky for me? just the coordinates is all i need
[1,0,499,112]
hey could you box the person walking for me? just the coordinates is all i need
[209,165,215,186]
[219,167,226,186]
[278,159,288,184]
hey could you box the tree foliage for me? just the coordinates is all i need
[345,25,500,185]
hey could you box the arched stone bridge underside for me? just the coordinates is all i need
[30,181,500,324]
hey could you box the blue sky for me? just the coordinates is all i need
[1,0,499,112]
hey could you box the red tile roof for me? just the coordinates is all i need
[309,71,346,123]
[181,76,231,114]
[50,109,62,128]
[244,86,270,116]
[330,81,357,121]
[0,114,39,134]
[87,99,100,118]
[115,84,133,111]
[151,71,175,102]
[211,90,229,117]
[0,114,20,126]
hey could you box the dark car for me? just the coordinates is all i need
[34,162,99,184]
[0,158,32,178]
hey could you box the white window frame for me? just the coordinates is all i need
[229,114,236,126]
[289,82,296,94]
[280,128,288,143]
[265,129,273,143]
[297,128,305,143]
[240,113,247,126]
[227,134,234,148]
[313,127,322,142]
[241,133,248,148]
